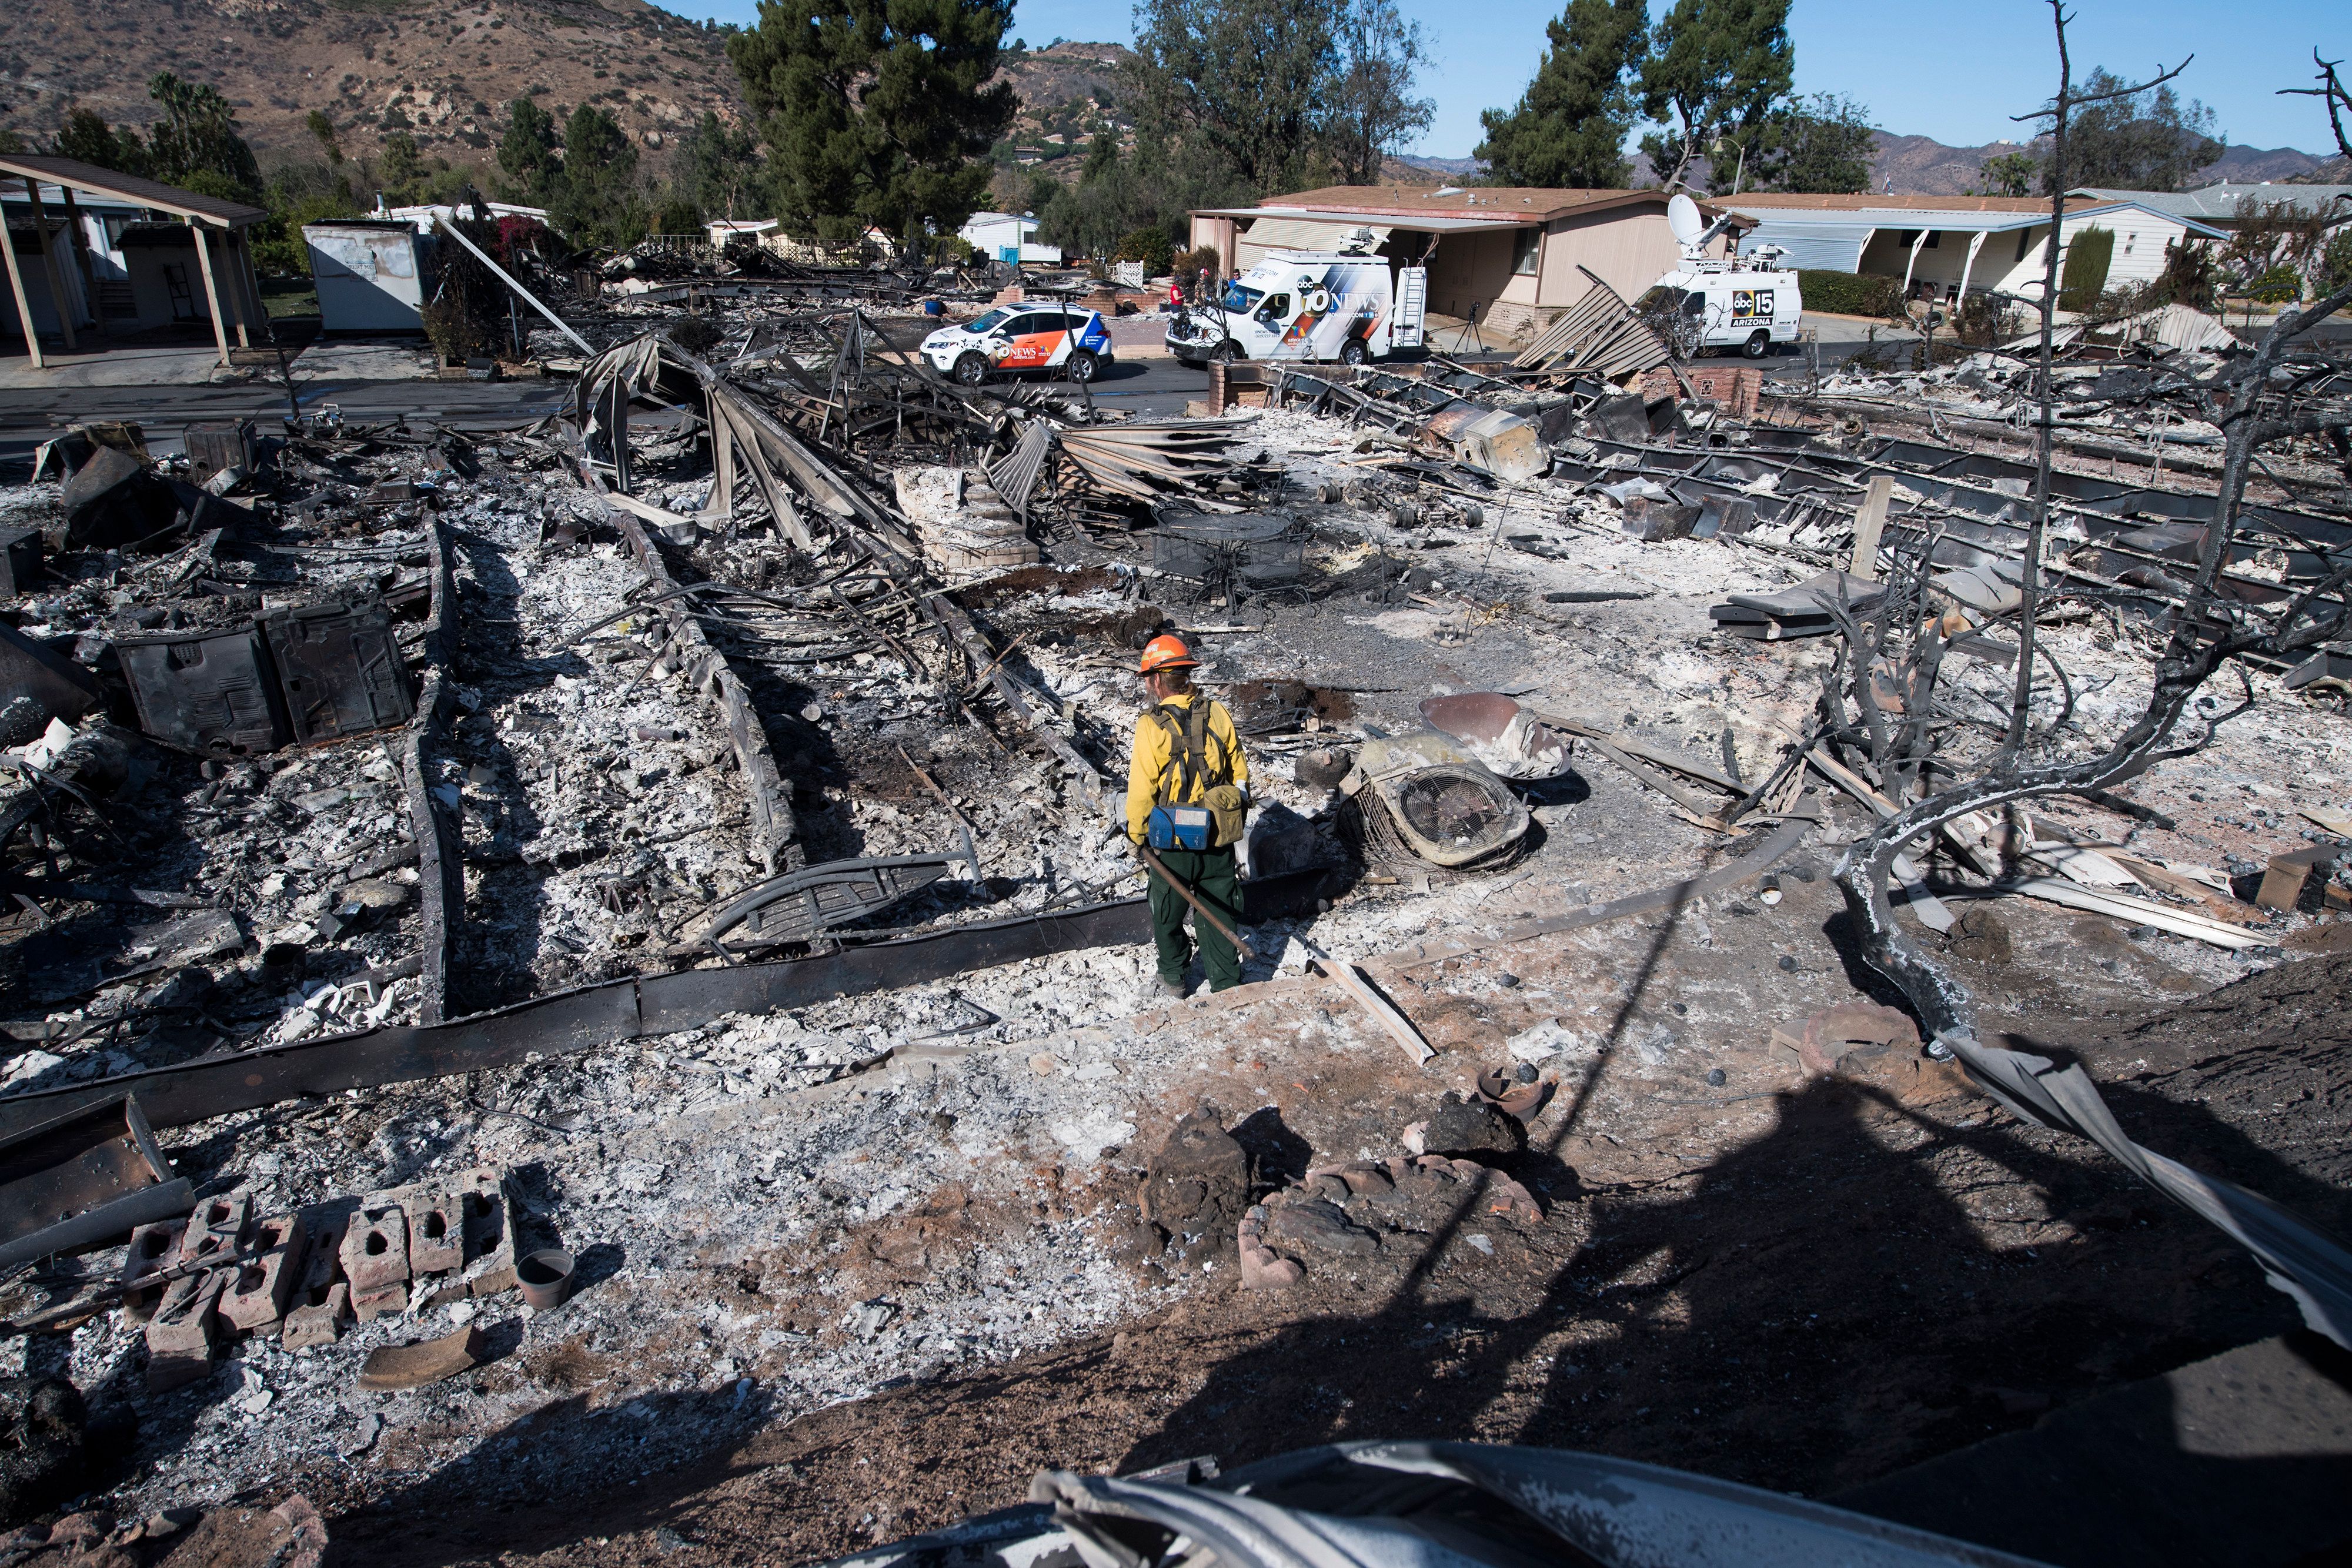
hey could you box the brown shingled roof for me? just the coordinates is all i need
[1725,192,2082,214]
[1243,185,1749,226]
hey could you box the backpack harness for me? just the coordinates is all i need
[1148,699,1232,805]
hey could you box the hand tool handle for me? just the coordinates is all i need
[1135,843,1257,964]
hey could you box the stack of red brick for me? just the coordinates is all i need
[124,1167,517,1390]
[1635,364,1763,419]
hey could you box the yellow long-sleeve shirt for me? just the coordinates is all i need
[1125,690,1250,844]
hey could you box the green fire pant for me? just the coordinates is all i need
[1145,845,1244,991]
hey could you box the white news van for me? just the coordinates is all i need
[1165,245,1427,367]
[1636,194,1803,359]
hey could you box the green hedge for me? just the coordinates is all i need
[1798,269,1902,317]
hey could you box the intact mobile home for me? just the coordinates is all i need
[1721,192,2229,304]
[1187,186,1748,343]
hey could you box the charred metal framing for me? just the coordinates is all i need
[401,516,462,1024]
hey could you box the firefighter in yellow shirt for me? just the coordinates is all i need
[1126,635,1251,997]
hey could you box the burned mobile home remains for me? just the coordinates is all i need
[0,223,2350,1564]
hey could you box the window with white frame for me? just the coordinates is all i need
[1511,227,1539,275]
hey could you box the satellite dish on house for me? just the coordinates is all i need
[1668,193,1706,247]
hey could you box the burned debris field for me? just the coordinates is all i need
[0,263,2350,1567]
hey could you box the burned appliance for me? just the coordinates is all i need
[116,623,290,755]
[1417,693,1574,780]
[182,420,257,487]
[116,597,413,757]
[0,1092,191,1271]
[1340,730,1531,871]
[263,600,415,744]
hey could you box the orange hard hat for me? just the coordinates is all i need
[1138,634,1198,675]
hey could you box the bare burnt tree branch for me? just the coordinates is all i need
[2277,51,2352,161]
[1822,12,2352,1053]
[2003,16,2198,767]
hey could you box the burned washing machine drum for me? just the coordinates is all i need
[1344,730,1531,870]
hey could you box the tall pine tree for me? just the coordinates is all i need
[496,99,565,206]
[549,105,642,248]
[1475,0,1648,189]
[1750,93,1876,193]
[728,0,1015,248]
[1637,0,1793,194]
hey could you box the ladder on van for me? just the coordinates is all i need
[1394,266,1426,349]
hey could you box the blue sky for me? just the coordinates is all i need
[683,0,2348,161]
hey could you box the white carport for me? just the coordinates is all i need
[1726,196,2227,305]
[0,153,266,369]
[1733,208,2040,299]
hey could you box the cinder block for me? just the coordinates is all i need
[297,1205,350,1303]
[121,1220,183,1323]
[458,1172,516,1296]
[176,1193,249,1273]
[2257,847,2338,913]
[351,1281,409,1323]
[145,1269,227,1363]
[340,1203,409,1295]
[407,1195,462,1276]
[145,1348,212,1394]
[282,1283,348,1350]
[220,1212,306,1332]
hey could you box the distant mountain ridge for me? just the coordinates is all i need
[1,13,2339,199]
[0,9,1130,185]
[1867,132,2348,195]
[1396,135,2345,195]
[0,0,744,173]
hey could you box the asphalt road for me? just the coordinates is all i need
[1053,353,1212,418]
[0,332,1920,482]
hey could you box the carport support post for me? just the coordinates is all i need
[212,229,253,350]
[227,231,262,348]
[189,219,233,366]
[57,188,101,335]
[1957,231,1986,307]
[1900,229,1931,300]
[22,179,76,353]
[0,184,42,369]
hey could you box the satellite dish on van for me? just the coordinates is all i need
[1668,193,1706,247]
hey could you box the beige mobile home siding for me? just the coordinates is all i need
[1424,229,1519,319]
[1990,212,2198,297]
[1536,208,1692,309]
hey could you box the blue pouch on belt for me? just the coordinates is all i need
[1145,805,1214,851]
